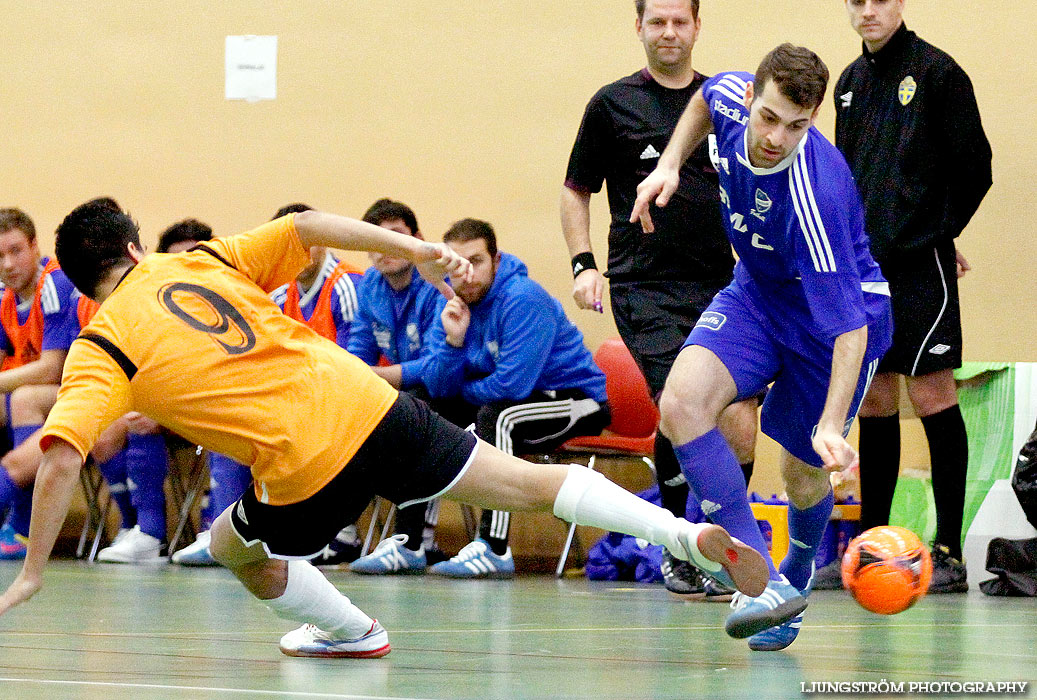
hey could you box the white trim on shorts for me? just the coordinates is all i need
[396,437,482,510]
[226,501,327,561]
[909,247,949,376]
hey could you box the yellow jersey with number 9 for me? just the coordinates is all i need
[42,214,397,506]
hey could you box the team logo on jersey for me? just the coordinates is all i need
[406,323,421,353]
[695,311,726,331]
[640,144,660,160]
[928,343,951,355]
[839,91,853,108]
[373,324,392,351]
[754,188,772,215]
[898,76,917,106]
[486,340,500,361]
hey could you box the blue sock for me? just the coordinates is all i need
[0,467,17,513]
[207,452,253,523]
[780,488,834,592]
[6,425,42,536]
[95,449,137,529]
[7,483,33,537]
[127,433,168,541]
[673,428,779,580]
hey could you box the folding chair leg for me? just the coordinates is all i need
[361,497,383,557]
[556,455,596,577]
[76,470,98,558]
[88,496,113,563]
[460,504,477,541]
[379,503,397,543]
[168,447,209,556]
[78,465,111,561]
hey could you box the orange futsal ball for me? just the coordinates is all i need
[841,526,933,615]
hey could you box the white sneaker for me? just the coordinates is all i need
[96,525,164,563]
[171,530,218,566]
[279,621,390,658]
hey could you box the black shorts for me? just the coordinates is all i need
[877,241,962,376]
[229,392,478,559]
[610,279,727,395]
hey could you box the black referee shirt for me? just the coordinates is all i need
[565,69,733,283]
[834,23,992,265]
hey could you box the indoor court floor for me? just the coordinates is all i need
[0,561,1033,699]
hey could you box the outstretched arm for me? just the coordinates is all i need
[813,325,868,472]
[629,89,714,232]
[293,211,472,298]
[0,440,83,617]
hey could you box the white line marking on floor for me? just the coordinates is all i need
[0,678,435,700]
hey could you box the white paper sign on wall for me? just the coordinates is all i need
[225,35,277,102]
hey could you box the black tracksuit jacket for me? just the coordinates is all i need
[834,23,992,265]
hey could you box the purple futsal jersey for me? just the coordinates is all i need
[684,71,892,466]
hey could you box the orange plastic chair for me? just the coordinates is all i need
[554,337,660,576]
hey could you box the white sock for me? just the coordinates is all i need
[265,560,374,638]
[553,464,696,557]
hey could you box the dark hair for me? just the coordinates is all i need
[754,43,829,110]
[442,218,497,258]
[635,0,698,20]
[0,208,37,242]
[55,198,142,299]
[271,202,313,221]
[362,198,420,235]
[156,218,213,253]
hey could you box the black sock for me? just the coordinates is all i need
[654,433,690,517]
[859,413,901,531]
[478,509,510,555]
[740,460,755,487]
[922,405,969,559]
[393,503,425,551]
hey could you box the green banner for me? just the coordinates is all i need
[888,362,1017,546]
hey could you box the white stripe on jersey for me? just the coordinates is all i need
[717,75,748,98]
[721,73,749,90]
[270,284,289,306]
[789,151,837,273]
[332,274,359,323]
[41,274,61,315]
[710,83,747,105]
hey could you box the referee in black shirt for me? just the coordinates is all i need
[559,0,758,597]
[815,0,992,593]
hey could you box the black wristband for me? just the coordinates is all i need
[572,252,597,279]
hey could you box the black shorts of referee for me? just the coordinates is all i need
[877,240,962,377]
[610,279,728,396]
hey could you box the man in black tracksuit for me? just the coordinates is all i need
[815,0,992,593]
[559,0,758,598]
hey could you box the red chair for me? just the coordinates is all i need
[553,337,660,576]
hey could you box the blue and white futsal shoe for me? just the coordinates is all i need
[747,563,814,651]
[349,535,426,575]
[725,575,808,639]
[427,538,515,579]
[170,529,218,566]
[279,621,390,658]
